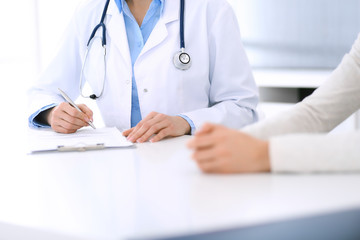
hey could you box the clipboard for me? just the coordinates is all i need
[28,127,134,153]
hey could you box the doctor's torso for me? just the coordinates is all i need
[73,0,221,129]
[31,0,257,131]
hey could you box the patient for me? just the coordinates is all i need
[188,34,360,173]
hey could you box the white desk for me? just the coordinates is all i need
[1,131,360,240]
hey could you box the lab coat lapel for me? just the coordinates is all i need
[140,0,179,57]
[106,1,132,70]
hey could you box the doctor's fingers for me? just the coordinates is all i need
[50,113,88,133]
[150,126,178,143]
[77,104,94,121]
[51,105,88,128]
[58,103,91,123]
[50,112,85,133]
[122,127,135,137]
[51,122,79,134]
[129,116,170,143]
[124,114,154,139]
[147,116,192,143]
[127,113,167,142]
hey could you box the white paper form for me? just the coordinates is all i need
[28,127,133,153]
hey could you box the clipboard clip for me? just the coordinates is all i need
[57,143,105,152]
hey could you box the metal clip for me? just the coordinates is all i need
[57,143,105,152]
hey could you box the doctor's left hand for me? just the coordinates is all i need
[123,112,191,143]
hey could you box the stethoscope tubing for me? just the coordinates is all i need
[87,0,186,49]
[180,0,185,49]
[87,0,110,46]
[81,0,189,99]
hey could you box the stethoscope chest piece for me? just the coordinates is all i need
[174,49,192,71]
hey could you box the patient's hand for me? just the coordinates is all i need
[187,123,271,174]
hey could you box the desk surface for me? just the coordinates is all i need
[1,131,360,240]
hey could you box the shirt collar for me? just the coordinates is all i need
[114,0,164,14]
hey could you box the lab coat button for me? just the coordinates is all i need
[143,88,148,93]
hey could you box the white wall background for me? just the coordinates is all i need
[0,0,83,134]
[0,0,39,134]
[36,0,82,72]
[228,0,360,68]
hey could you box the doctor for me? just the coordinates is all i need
[28,0,258,143]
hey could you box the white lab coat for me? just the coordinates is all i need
[28,0,258,132]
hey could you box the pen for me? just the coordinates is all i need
[58,88,96,129]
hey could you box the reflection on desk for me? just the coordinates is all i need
[0,221,85,240]
[154,207,360,240]
[0,134,360,240]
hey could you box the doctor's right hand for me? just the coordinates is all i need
[45,102,93,134]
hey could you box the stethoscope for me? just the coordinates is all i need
[80,0,191,100]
